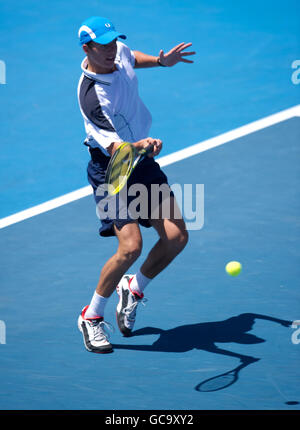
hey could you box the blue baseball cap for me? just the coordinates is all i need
[78,16,126,46]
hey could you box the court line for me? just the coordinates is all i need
[158,104,300,167]
[1,104,299,229]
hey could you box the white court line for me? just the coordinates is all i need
[158,104,300,167]
[1,104,299,229]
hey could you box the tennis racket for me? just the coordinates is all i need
[105,142,154,195]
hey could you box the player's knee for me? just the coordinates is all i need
[119,240,142,264]
[168,229,189,254]
[176,229,189,251]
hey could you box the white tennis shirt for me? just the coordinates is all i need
[78,41,152,155]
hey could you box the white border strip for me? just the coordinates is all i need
[1,105,299,229]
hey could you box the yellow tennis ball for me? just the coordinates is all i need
[226,261,242,276]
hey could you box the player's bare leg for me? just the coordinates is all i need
[96,221,143,298]
[78,221,143,352]
[115,195,188,336]
[141,195,188,278]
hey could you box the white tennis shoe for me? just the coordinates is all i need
[116,275,147,337]
[78,305,113,353]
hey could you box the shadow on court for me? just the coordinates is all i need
[113,313,292,392]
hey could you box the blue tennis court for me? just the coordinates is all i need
[0,0,299,412]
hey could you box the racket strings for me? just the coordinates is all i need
[107,145,134,193]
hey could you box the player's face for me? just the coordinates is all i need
[84,39,118,73]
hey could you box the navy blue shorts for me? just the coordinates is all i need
[87,146,173,237]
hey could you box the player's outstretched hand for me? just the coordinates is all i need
[158,42,196,67]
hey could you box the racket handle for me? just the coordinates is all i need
[140,144,154,156]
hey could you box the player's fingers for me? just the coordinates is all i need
[174,42,186,50]
[144,138,157,152]
[152,139,162,156]
[180,51,196,56]
[156,140,162,150]
[169,42,186,54]
[176,42,193,52]
[181,58,194,63]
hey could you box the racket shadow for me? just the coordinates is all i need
[194,356,259,392]
[112,313,291,392]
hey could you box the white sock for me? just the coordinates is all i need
[130,269,151,296]
[85,291,108,319]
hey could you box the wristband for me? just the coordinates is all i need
[157,58,167,67]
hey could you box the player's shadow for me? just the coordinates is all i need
[112,313,291,391]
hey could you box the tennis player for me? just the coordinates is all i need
[77,16,196,353]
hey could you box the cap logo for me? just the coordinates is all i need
[105,23,111,28]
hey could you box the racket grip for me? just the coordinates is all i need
[141,144,154,155]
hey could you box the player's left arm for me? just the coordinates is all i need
[133,42,196,68]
